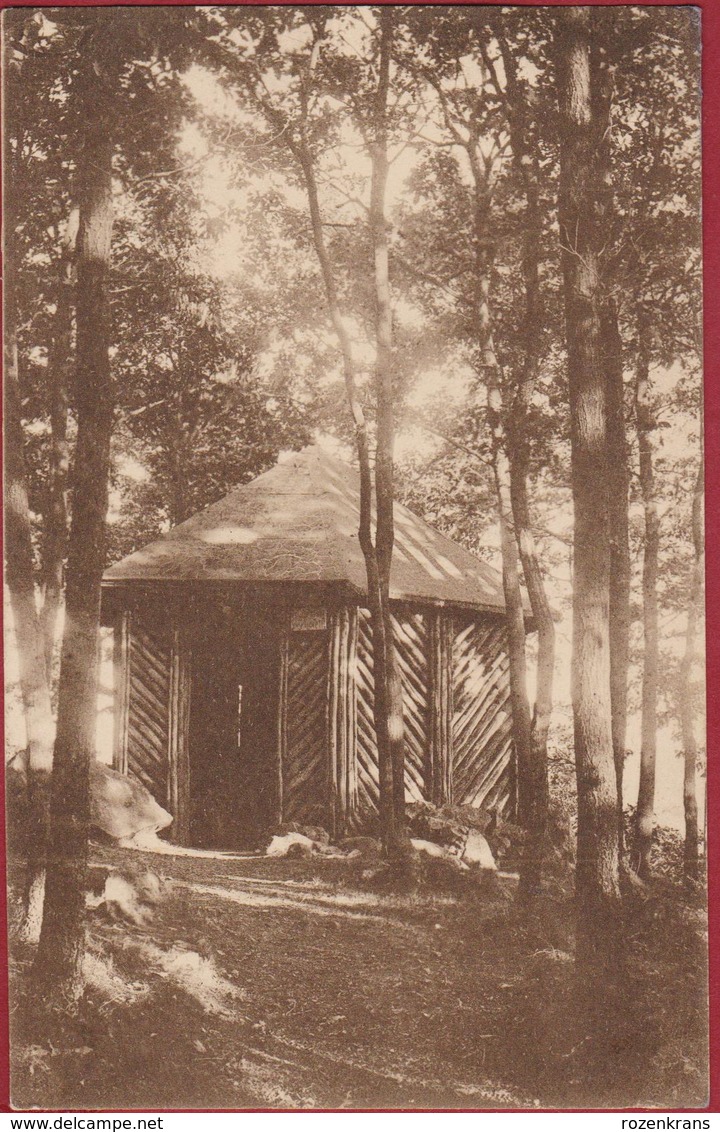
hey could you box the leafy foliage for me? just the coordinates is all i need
[5,4,703,818]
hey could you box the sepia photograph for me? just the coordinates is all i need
[2,2,707,1112]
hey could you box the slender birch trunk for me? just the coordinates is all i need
[4,318,55,943]
[501,51,554,896]
[33,57,115,1003]
[290,12,407,853]
[465,137,537,890]
[369,9,407,837]
[3,47,55,941]
[509,458,553,896]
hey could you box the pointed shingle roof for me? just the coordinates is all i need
[103,445,507,614]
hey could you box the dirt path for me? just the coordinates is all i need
[10,846,708,1111]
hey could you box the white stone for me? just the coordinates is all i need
[461,831,497,870]
[265,832,316,858]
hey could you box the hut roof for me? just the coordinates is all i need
[103,446,508,614]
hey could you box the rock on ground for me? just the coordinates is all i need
[87,865,166,926]
[6,752,173,845]
[410,839,470,870]
[90,762,173,841]
[266,832,317,858]
[462,831,497,871]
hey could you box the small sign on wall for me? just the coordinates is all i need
[291,607,328,632]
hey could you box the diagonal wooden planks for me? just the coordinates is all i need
[120,600,515,839]
[452,615,514,816]
[355,608,431,815]
[284,631,329,826]
[392,611,430,803]
[127,623,172,807]
[355,610,380,820]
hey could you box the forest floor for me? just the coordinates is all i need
[8,844,709,1112]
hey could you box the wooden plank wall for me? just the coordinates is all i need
[393,611,430,804]
[328,606,358,836]
[126,621,172,805]
[115,599,514,844]
[355,607,514,821]
[355,608,381,821]
[355,607,432,818]
[167,627,192,842]
[284,629,329,827]
[428,611,453,805]
[452,615,514,816]
[115,610,192,839]
[112,611,131,775]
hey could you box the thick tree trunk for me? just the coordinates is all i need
[33,78,114,1003]
[39,216,77,681]
[680,455,704,883]
[556,8,622,975]
[634,311,660,881]
[602,301,631,853]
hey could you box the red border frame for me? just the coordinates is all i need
[0,0,716,1116]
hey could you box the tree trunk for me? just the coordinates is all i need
[634,310,659,881]
[39,214,77,682]
[296,143,398,847]
[602,301,631,854]
[169,410,191,526]
[680,453,704,883]
[510,462,553,897]
[490,423,533,840]
[291,13,407,853]
[2,50,55,942]
[369,9,408,843]
[502,61,554,898]
[556,7,622,975]
[33,69,115,1003]
[4,318,55,943]
[466,140,536,885]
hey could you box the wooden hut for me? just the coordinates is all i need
[101,445,518,848]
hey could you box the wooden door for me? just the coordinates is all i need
[235,616,282,842]
[189,623,244,848]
